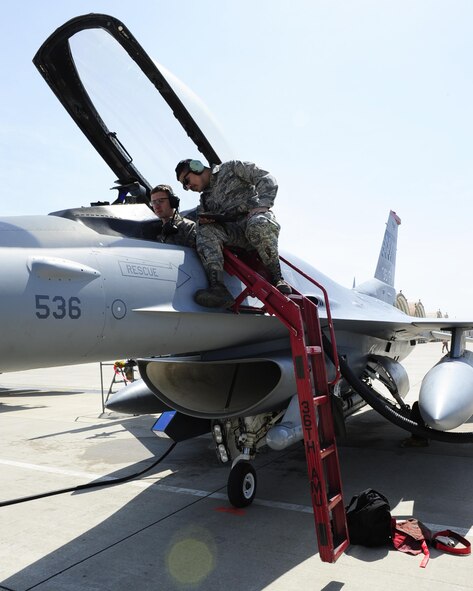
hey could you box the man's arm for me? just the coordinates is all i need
[231,160,278,208]
[177,217,197,247]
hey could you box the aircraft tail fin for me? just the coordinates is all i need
[353,210,401,305]
[374,210,401,287]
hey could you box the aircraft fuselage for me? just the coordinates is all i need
[0,210,415,374]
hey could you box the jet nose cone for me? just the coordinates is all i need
[419,360,473,430]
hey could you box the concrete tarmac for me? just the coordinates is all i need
[0,342,472,590]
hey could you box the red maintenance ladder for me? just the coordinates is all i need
[224,249,350,563]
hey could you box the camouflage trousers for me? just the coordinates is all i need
[196,211,281,275]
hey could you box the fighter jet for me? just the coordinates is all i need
[2,14,473,509]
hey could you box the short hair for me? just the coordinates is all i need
[175,159,193,181]
[150,184,180,209]
[150,184,174,198]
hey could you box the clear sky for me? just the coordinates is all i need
[1,1,472,317]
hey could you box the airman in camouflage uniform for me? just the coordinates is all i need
[148,184,196,247]
[175,159,290,308]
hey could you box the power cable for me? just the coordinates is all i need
[0,441,177,508]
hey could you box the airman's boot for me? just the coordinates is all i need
[194,270,235,308]
[266,260,292,295]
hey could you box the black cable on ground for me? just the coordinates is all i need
[0,441,177,508]
[322,334,473,443]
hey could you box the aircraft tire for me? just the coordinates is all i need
[227,461,257,508]
[322,335,473,443]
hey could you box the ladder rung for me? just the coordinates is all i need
[332,539,350,562]
[327,491,343,511]
[320,443,336,459]
[314,394,329,406]
[306,345,323,355]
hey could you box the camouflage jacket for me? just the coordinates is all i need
[197,160,278,219]
[158,213,196,247]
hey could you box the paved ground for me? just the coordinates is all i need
[0,342,472,590]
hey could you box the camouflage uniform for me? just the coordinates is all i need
[157,213,196,247]
[196,161,282,278]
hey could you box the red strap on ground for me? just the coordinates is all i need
[432,530,471,556]
[419,540,430,568]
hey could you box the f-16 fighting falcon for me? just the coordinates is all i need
[2,15,473,551]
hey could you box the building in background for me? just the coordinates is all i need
[395,291,449,319]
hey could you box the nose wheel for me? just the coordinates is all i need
[227,461,257,508]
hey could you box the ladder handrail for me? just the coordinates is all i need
[279,255,340,385]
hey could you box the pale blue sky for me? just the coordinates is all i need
[1,1,472,317]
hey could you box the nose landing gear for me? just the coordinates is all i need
[227,461,257,508]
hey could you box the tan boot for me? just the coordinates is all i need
[266,260,292,295]
[194,270,235,308]
[274,278,292,295]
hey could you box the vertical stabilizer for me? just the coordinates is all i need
[374,210,401,287]
[353,210,401,305]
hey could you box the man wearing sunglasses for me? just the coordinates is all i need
[146,184,196,247]
[175,159,290,308]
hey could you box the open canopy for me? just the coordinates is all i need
[33,13,227,199]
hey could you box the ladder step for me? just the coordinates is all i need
[306,345,323,355]
[332,539,350,562]
[327,491,343,511]
[320,443,336,459]
[314,394,329,406]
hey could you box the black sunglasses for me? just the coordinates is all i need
[181,173,191,190]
